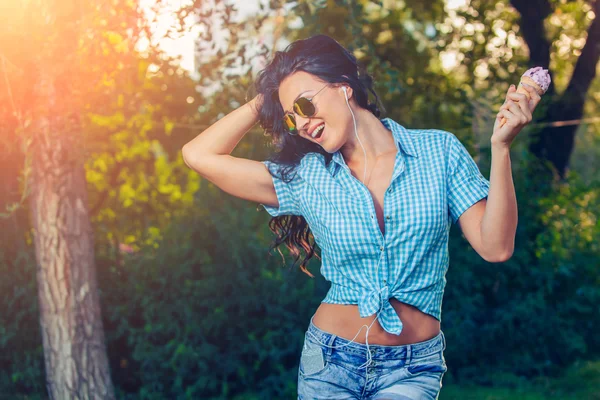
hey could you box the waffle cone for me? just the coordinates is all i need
[519,76,544,96]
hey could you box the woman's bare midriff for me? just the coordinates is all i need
[312,298,441,346]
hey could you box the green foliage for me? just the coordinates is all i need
[97,189,322,399]
[0,248,45,396]
[442,153,600,386]
[85,59,201,252]
[438,360,600,399]
[2,165,598,397]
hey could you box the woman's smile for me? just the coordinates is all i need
[312,123,326,142]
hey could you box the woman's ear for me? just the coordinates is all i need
[340,85,353,100]
[337,76,352,99]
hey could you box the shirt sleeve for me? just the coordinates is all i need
[260,160,304,217]
[446,133,490,224]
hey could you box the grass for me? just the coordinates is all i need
[440,360,600,400]
[440,384,598,400]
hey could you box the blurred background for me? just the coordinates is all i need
[0,0,599,399]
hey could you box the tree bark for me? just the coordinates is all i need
[511,0,600,180]
[29,70,116,399]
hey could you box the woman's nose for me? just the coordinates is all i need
[294,115,312,132]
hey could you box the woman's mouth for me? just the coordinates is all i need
[311,123,325,142]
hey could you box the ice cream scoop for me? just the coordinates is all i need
[499,66,551,128]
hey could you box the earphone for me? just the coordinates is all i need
[303,88,383,372]
[342,86,368,184]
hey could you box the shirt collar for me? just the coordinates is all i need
[329,117,419,176]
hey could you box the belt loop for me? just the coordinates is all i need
[441,330,446,351]
[321,328,335,358]
[406,343,412,366]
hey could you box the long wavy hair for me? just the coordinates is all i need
[250,34,386,277]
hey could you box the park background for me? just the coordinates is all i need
[1,0,599,398]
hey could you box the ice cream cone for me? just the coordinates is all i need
[519,76,544,96]
[498,66,550,129]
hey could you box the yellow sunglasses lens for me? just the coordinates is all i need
[283,114,296,131]
[283,98,317,131]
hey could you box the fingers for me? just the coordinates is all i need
[504,85,516,103]
[508,100,531,124]
[505,83,542,106]
[497,109,517,126]
[502,85,515,104]
[521,83,542,103]
[497,82,541,129]
[520,83,542,110]
[498,99,530,125]
[508,91,528,101]
[506,87,535,114]
[506,94,533,122]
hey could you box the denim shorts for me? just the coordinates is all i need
[298,315,447,400]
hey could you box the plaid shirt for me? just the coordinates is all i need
[261,117,490,335]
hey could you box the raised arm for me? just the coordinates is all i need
[181,95,280,209]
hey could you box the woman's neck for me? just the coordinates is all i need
[339,109,396,169]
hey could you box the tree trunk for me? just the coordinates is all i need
[29,71,115,399]
[511,0,600,180]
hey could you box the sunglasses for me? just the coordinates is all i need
[282,83,330,134]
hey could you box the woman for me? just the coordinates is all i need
[182,35,540,399]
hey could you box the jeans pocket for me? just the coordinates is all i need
[406,350,447,377]
[299,335,330,377]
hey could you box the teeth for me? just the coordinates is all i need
[311,123,325,138]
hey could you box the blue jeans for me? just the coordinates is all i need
[298,316,447,399]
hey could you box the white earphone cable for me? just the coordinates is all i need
[343,87,367,184]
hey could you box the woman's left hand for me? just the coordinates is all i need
[491,83,542,147]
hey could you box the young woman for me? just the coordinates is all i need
[182,35,540,400]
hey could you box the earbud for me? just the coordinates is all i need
[342,86,348,99]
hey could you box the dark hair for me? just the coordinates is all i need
[251,34,385,277]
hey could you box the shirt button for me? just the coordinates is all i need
[388,188,393,193]
[386,215,390,220]
[380,246,384,251]
[384,279,387,284]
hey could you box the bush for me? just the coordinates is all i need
[0,247,46,397]
[442,158,600,385]
[98,190,324,399]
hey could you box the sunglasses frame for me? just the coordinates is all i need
[282,83,330,135]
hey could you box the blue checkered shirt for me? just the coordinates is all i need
[261,117,490,335]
